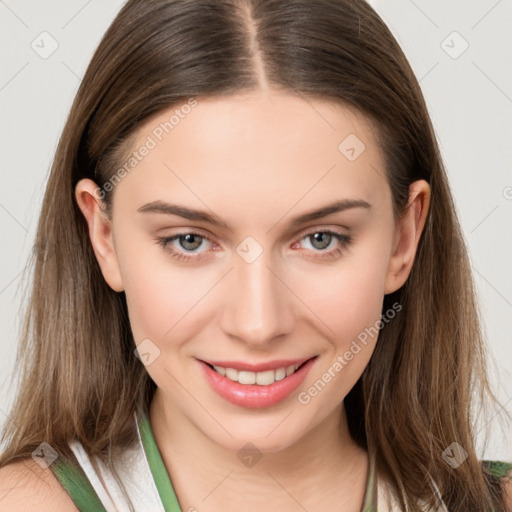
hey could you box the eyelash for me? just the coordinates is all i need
[156,229,352,262]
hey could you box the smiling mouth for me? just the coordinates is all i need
[203,358,315,386]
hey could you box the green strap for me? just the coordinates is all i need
[50,456,108,512]
[482,460,512,479]
[138,412,183,512]
[49,413,183,512]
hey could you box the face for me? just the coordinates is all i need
[77,91,428,453]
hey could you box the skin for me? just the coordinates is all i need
[75,91,430,512]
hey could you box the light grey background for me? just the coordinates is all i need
[1,1,511,460]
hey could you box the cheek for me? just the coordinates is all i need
[116,240,227,364]
[302,246,391,345]
[113,234,199,343]
[123,276,212,351]
[298,268,386,408]
[295,237,392,403]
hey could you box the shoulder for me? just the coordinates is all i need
[0,458,78,511]
[501,465,512,510]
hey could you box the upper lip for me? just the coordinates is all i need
[199,356,316,372]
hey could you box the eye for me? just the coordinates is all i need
[156,229,352,262]
[156,232,214,261]
[294,229,352,260]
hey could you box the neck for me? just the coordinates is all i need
[149,389,369,512]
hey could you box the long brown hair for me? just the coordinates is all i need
[1,0,509,510]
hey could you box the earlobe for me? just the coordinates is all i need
[384,180,431,295]
[75,178,125,292]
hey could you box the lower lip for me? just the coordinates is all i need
[198,357,316,408]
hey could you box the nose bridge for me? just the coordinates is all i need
[220,244,293,344]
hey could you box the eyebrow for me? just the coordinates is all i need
[137,198,371,230]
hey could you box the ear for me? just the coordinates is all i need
[384,179,431,294]
[75,178,124,292]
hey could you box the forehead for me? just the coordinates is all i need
[112,91,389,221]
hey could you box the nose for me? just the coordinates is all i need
[219,249,295,347]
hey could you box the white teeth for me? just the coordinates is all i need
[256,370,275,385]
[225,367,238,381]
[213,365,226,376]
[212,363,302,385]
[275,367,286,381]
[238,371,256,385]
[286,365,296,377]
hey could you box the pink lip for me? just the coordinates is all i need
[197,356,317,408]
[200,357,312,372]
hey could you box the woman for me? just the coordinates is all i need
[0,0,510,510]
